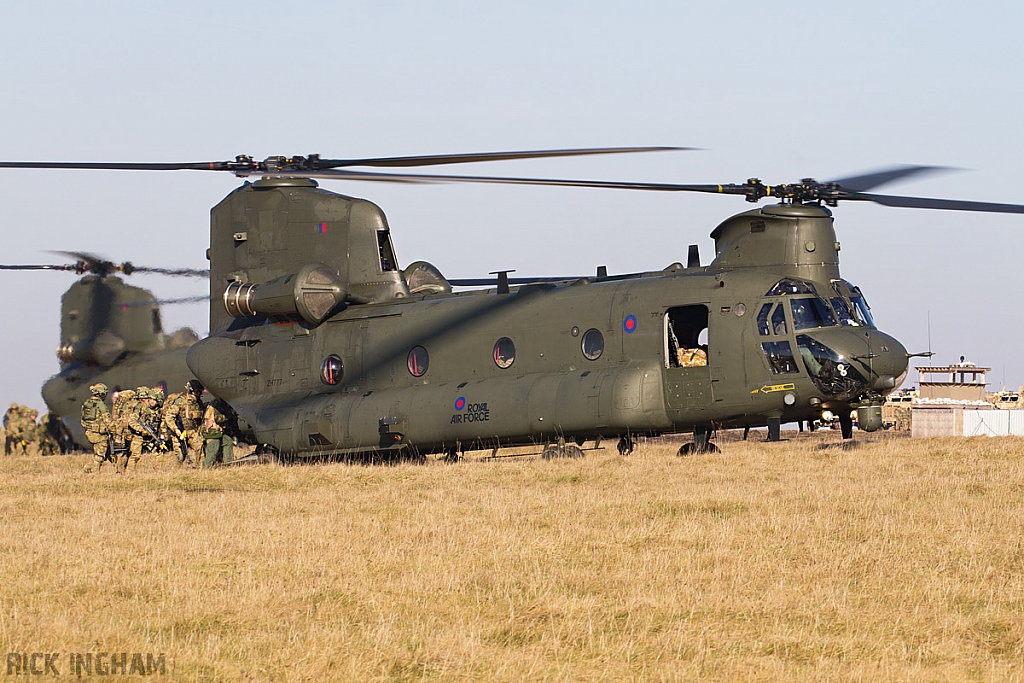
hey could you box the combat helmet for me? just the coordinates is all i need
[186,379,204,394]
[90,383,108,396]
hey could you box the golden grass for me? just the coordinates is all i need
[1,433,1023,682]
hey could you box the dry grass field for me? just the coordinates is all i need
[1,432,1023,682]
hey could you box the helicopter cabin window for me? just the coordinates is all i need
[790,297,837,331]
[665,305,709,368]
[407,346,429,377]
[152,309,163,334]
[494,338,516,369]
[765,278,817,297]
[320,355,344,385]
[581,328,604,360]
[377,230,398,272]
[761,341,799,374]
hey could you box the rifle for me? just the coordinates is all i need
[140,420,168,451]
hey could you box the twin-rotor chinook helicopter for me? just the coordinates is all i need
[0,252,207,446]
[4,148,1023,459]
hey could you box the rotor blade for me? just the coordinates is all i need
[119,295,208,307]
[0,264,76,271]
[320,146,693,169]
[49,250,105,263]
[850,192,1024,214]
[0,147,691,174]
[288,168,738,193]
[0,161,230,171]
[827,165,955,193]
[132,266,210,277]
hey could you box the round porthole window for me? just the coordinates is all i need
[320,355,344,385]
[581,328,604,360]
[407,346,429,377]
[493,337,516,369]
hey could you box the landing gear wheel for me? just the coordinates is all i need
[678,442,720,456]
[616,437,635,456]
[542,443,585,459]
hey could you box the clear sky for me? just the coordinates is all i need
[1,0,1022,411]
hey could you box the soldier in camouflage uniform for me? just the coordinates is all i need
[110,389,138,472]
[162,380,205,468]
[42,412,74,455]
[202,399,234,468]
[37,414,58,456]
[3,403,17,455]
[120,388,161,473]
[81,383,112,472]
[8,406,36,455]
[140,387,167,459]
[26,408,39,454]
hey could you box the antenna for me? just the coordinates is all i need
[927,310,932,359]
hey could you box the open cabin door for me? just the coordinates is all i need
[663,305,713,409]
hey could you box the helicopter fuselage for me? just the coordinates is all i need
[188,264,907,456]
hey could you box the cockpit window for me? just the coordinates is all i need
[757,303,773,336]
[829,297,859,326]
[796,334,867,401]
[766,278,817,296]
[850,294,876,328]
[771,304,788,335]
[834,280,877,328]
[790,297,837,331]
[761,341,799,374]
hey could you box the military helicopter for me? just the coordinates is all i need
[3,149,1022,460]
[0,252,207,446]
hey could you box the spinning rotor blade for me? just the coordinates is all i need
[131,266,210,277]
[824,165,952,192]
[297,167,1024,215]
[0,146,690,176]
[847,192,1024,214]
[0,263,79,272]
[318,146,691,169]
[119,295,208,307]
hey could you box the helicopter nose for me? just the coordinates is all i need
[795,328,908,402]
[861,329,909,392]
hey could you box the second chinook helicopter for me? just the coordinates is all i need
[3,150,1022,458]
[0,252,207,445]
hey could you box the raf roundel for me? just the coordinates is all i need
[623,314,638,334]
[454,396,466,411]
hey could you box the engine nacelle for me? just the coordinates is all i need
[56,330,126,367]
[223,264,348,325]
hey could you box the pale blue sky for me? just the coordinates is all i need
[2,0,1022,408]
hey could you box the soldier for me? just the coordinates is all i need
[110,389,138,472]
[36,416,58,455]
[26,408,39,455]
[9,406,35,455]
[81,384,112,472]
[3,403,17,455]
[201,399,234,468]
[44,412,75,455]
[121,388,162,473]
[162,380,205,468]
